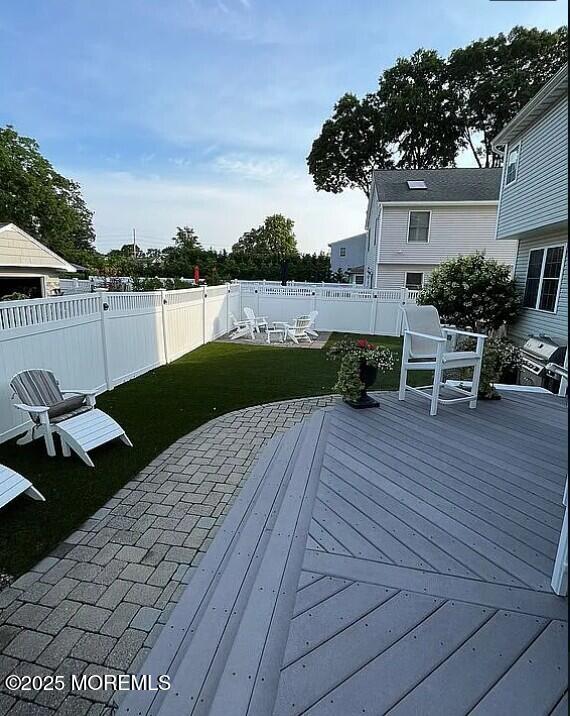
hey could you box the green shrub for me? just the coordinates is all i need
[417,253,521,331]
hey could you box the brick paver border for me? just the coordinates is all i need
[0,395,338,715]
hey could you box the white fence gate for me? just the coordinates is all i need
[0,285,240,443]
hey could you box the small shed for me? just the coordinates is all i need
[0,223,76,298]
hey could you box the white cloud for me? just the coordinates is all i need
[74,169,367,255]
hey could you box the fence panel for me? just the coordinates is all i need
[204,286,230,342]
[164,288,204,361]
[0,295,106,442]
[104,292,165,386]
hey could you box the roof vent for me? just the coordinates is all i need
[407,180,427,190]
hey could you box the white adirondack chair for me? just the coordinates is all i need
[305,310,319,338]
[0,463,45,510]
[229,313,255,340]
[274,316,313,344]
[11,369,132,467]
[399,305,486,416]
[243,307,269,333]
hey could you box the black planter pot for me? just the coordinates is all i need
[345,361,379,409]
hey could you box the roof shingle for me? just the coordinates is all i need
[374,168,501,203]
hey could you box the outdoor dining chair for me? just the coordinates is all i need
[11,369,132,467]
[273,315,313,344]
[399,304,486,416]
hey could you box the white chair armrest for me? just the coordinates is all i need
[62,389,98,396]
[404,330,447,343]
[13,403,50,414]
[272,321,291,329]
[442,328,487,340]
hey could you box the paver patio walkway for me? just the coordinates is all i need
[0,396,336,715]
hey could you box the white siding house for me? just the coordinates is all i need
[328,233,366,283]
[364,169,518,289]
[0,223,76,298]
[492,65,568,346]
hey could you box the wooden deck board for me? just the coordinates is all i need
[120,390,568,716]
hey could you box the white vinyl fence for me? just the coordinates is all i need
[0,282,417,443]
[0,284,240,443]
[239,284,418,336]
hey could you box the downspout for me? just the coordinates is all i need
[373,204,383,289]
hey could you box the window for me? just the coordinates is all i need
[505,145,520,186]
[407,211,430,243]
[405,272,424,290]
[407,180,427,190]
[355,274,364,285]
[339,247,346,257]
[523,245,565,313]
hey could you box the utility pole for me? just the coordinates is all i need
[132,228,137,258]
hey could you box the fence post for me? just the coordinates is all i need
[226,283,231,334]
[369,290,378,335]
[160,289,170,364]
[98,291,113,390]
[202,286,207,345]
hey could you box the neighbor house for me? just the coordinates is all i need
[0,223,76,298]
[492,64,568,347]
[363,168,518,290]
[328,232,366,284]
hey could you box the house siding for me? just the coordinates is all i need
[378,204,517,267]
[509,233,568,346]
[364,193,381,287]
[329,234,366,275]
[376,265,435,290]
[496,96,568,240]
[0,226,69,269]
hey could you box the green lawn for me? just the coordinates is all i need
[0,333,418,577]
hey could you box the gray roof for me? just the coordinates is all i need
[374,168,501,203]
[328,232,366,247]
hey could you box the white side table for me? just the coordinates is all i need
[266,327,285,344]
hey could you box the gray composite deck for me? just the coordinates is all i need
[119,390,568,716]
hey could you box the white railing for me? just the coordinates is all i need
[0,285,239,443]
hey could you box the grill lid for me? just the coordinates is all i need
[522,335,565,363]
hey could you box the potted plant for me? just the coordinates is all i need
[327,338,395,408]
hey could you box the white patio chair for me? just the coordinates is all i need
[0,463,45,510]
[399,305,486,416]
[273,316,313,344]
[243,307,269,333]
[305,310,319,338]
[229,313,255,340]
[11,369,132,467]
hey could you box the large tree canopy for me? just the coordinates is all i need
[375,49,464,169]
[307,93,393,196]
[0,125,96,264]
[232,214,298,261]
[448,25,568,167]
[308,25,568,192]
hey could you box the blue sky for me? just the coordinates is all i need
[1,0,567,254]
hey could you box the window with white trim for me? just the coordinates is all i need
[523,245,565,313]
[339,247,346,257]
[405,272,424,290]
[505,145,520,186]
[407,211,430,243]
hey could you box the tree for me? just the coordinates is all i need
[161,226,203,277]
[0,125,96,264]
[172,226,202,250]
[232,214,298,261]
[307,94,393,196]
[375,49,464,169]
[447,26,568,167]
[416,253,521,331]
